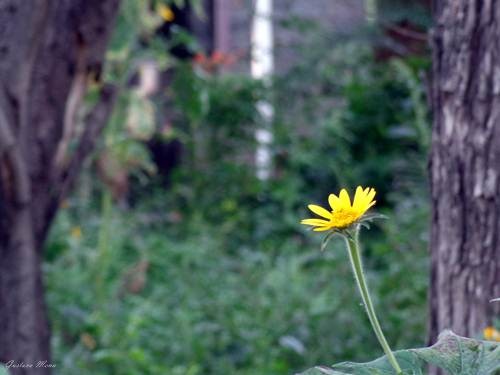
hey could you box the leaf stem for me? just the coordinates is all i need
[344,227,402,374]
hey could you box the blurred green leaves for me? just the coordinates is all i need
[46,196,429,374]
[45,1,434,374]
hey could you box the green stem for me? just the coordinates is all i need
[95,189,112,304]
[344,227,402,374]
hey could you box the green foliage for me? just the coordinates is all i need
[273,45,430,206]
[166,64,265,236]
[106,0,173,81]
[378,0,432,29]
[300,331,500,375]
[46,193,428,374]
[45,2,436,374]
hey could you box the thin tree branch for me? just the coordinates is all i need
[38,83,117,244]
[54,45,89,168]
[0,86,30,205]
[58,84,117,197]
[18,0,50,143]
[382,22,429,42]
[0,110,15,155]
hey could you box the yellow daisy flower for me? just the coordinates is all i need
[301,186,376,231]
[157,4,175,22]
[484,326,500,341]
[70,226,82,239]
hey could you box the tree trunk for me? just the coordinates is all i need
[0,204,50,373]
[429,0,500,357]
[0,1,119,373]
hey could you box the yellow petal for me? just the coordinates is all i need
[307,204,333,219]
[328,193,342,210]
[313,226,332,231]
[366,188,376,204]
[301,218,331,226]
[338,189,351,208]
[357,200,376,216]
[352,186,365,210]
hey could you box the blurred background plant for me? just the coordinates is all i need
[44,0,432,373]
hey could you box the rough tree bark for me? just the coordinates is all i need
[0,1,120,373]
[429,0,500,360]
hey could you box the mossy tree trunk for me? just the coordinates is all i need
[0,1,119,373]
[429,0,500,370]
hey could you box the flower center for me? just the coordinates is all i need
[330,208,361,228]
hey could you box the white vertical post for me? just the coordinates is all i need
[364,0,377,24]
[251,0,274,180]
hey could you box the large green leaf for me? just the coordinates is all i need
[298,331,500,375]
[414,331,500,375]
[299,366,345,375]
[331,350,424,375]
